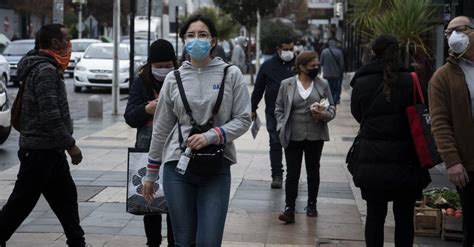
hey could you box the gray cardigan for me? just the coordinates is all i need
[275,76,336,148]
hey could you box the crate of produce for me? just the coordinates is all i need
[414,202,441,236]
[441,208,463,241]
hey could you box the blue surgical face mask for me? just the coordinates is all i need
[185,38,211,60]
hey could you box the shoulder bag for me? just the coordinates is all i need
[176,65,232,176]
[406,72,442,169]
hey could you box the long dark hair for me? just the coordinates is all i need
[372,35,401,101]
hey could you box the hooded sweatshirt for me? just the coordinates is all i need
[16,50,75,150]
[145,58,251,182]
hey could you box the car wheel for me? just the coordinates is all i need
[74,86,82,93]
[0,125,10,144]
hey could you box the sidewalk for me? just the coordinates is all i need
[0,75,459,246]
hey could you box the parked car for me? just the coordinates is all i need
[0,80,10,144]
[73,43,133,92]
[67,39,102,77]
[0,55,10,86]
[121,39,148,65]
[2,39,35,85]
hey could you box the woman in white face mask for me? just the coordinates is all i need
[124,39,178,247]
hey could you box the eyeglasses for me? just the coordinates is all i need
[184,32,211,40]
[444,25,474,37]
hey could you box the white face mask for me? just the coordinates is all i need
[279,50,294,62]
[151,67,173,81]
[448,31,470,54]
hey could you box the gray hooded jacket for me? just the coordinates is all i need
[145,58,251,182]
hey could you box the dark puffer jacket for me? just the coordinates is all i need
[17,50,75,150]
[349,59,431,201]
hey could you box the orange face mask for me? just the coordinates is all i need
[40,41,72,71]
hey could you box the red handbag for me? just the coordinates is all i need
[406,72,442,168]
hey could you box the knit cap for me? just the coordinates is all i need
[148,39,176,63]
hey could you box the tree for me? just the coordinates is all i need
[274,0,309,30]
[260,20,298,54]
[8,0,53,37]
[348,0,436,66]
[192,7,239,41]
[85,0,131,33]
[213,0,279,31]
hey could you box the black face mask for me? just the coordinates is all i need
[306,68,319,79]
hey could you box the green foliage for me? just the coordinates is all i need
[368,0,436,56]
[260,20,298,54]
[424,188,461,209]
[213,0,280,29]
[192,7,239,40]
[348,0,388,33]
[348,0,436,58]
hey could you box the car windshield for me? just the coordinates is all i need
[122,40,148,56]
[83,46,128,60]
[72,42,98,52]
[3,43,35,56]
[134,43,148,56]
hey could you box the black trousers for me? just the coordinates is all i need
[144,213,174,246]
[284,140,324,207]
[365,198,416,247]
[457,172,474,247]
[266,112,284,178]
[0,148,85,247]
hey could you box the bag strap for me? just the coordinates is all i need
[328,47,343,76]
[174,70,196,125]
[410,72,425,104]
[211,65,231,121]
[175,65,232,149]
[174,65,232,126]
[178,121,184,150]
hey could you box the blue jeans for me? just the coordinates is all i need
[327,78,342,104]
[163,160,231,247]
[265,112,283,177]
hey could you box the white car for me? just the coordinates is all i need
[0,55,10,85]
[0,79,10,144]
[66,39,102,77]
[73,43,132,92]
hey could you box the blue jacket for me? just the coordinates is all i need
[251,54,294,114]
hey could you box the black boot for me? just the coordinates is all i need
[271,176,283,189]
[278,206,295,224]
[306,202,318,217]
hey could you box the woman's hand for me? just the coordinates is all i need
[145,100,158,115]
[310,107,330,120]
[143,181,155,202]
[187,134,210,150]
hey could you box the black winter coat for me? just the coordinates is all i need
[124,72,162,149]
[349,59,431,201]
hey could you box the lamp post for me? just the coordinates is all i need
[72,0,87,38]
[112,0,120,115]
